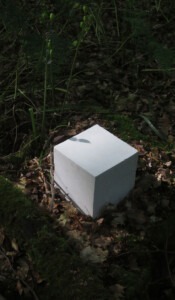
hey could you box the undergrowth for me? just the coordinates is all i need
[0,0,175,157]
[0,3,175,299]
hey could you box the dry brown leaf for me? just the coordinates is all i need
[94,236,112,249]
[80,246,108,263]
[128,255,140,271]
[33,271,44,284]
[96,218,104,225]
[110,283,125,299]
[111,213,126,226]
[57,214,68,226]
[158,113,171,136]
[149,215,162,223]
[6,251,17,257]
[161,198,170,208]
[67,230,84,245]
[11,238,19,252]
[16,258,29,278]
[125,200,132,210]
[127,209,147,225]
[147,203,156,214]
[139,174,157,191]
[156,168,171,182]
[164,161,172,167]
[16,280,23,296]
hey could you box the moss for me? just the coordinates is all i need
[105,114,174,149]
[0,176,49,241]
[106,114,145,141]
[0,176,111,299]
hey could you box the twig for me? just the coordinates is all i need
[0,247,39,300]
[165,236,175,287]
[19,278,39,300]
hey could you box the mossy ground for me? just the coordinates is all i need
[0,176,111,300]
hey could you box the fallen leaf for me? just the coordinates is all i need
[11,238,19,252]
[57,214,67,226]
[16,280,23,296]
[111,213,126,226]
[6,251,16,257]
[96,218,104,225]
[127,209,147,225]
[147,203,156,214]
[16,258,29,278]
[125,200,132,210]
[80,246,108,263]
[94,236,112,249]
[110,283,125,299]
[149,215,161,223]
[139,174,157,191]
[161,198,170,208]
[164,161,172,167]
[67,230,84,245]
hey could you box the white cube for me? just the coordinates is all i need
[54,125,138,218]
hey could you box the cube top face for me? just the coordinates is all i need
[54,124,137,177]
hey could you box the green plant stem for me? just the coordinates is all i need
[62,40,81,111]
[18,89,37,110]
[68,42,80,89]
[41,59,48,134]
[140,114,167,141]
[29,107,37,139]
[155,0,162,11]
[100,34,132,67]
[14,69,18,100]
[142,68,175,72]
[113,0,120,37]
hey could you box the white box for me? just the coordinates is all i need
[54,125,138,218]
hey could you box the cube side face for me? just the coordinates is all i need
[54,147,95,217]
[93,152,138,218]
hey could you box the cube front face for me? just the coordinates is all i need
[54,150,95,216]
[54,125,138,218]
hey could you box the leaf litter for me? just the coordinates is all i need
[1,117,173,299]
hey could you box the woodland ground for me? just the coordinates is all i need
[0,1,175,299]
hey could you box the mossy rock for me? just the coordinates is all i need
[0,176,111,299]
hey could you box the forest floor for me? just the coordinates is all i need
[0,115,175,300]
[0,1,175,299]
